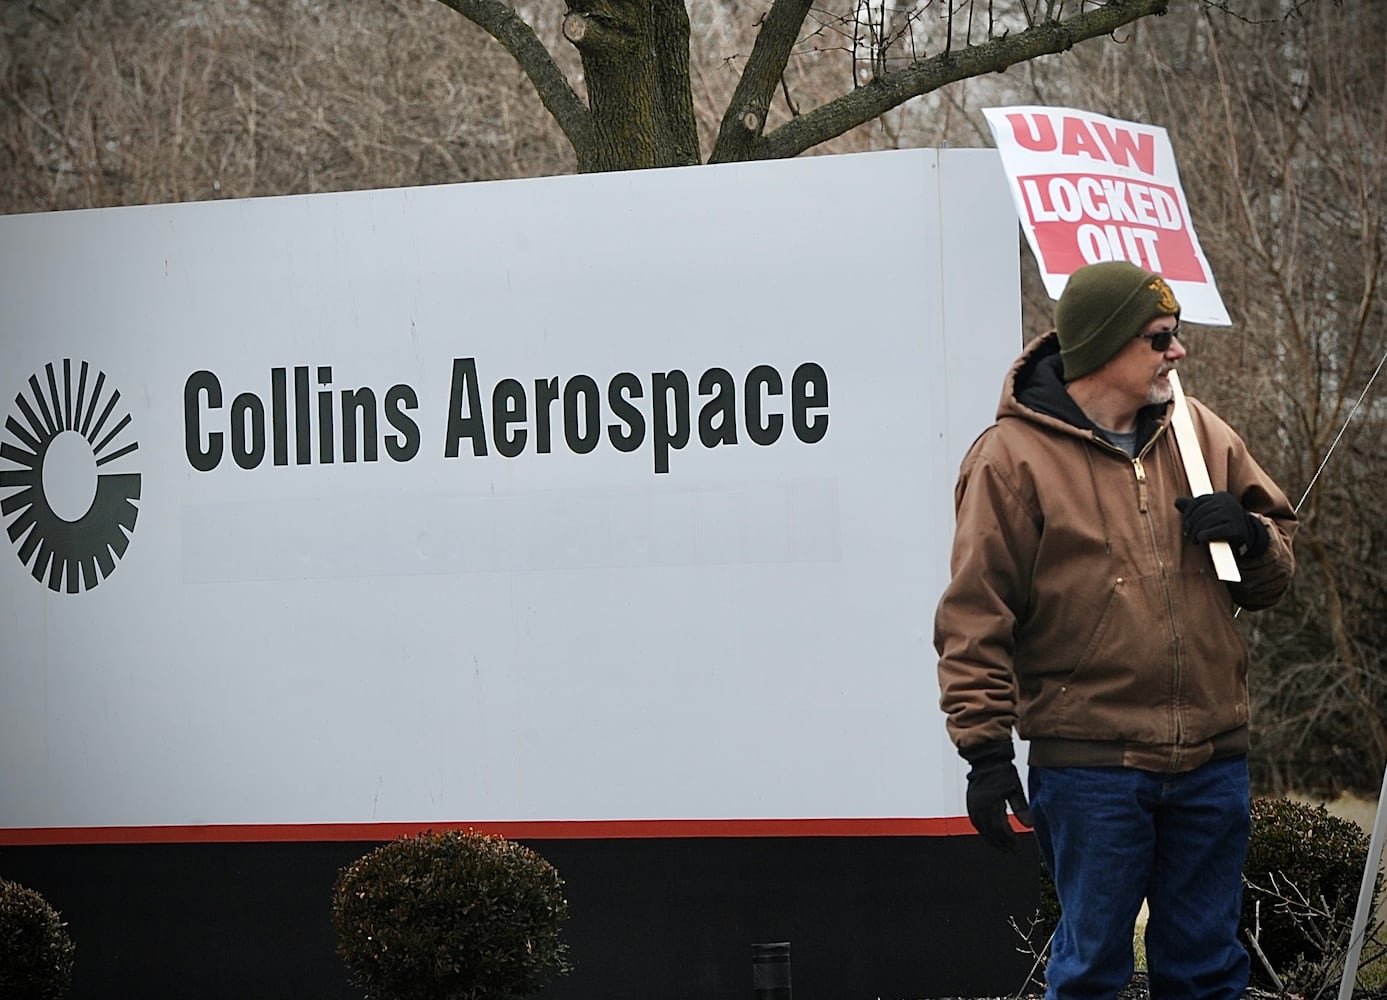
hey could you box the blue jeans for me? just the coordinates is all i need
[1028,757,1251,1000]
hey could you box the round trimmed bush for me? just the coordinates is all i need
[331,829,571,1000]
[1242,796,1375,986]
[0,877,76,1000]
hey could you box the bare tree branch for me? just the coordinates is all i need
[433,0,593,156]
[708,0,813,163]
[751,0,1170,160]
[651,0,699,165]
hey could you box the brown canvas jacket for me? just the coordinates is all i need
[935,333,1297,772]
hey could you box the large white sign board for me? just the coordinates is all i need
[0,150,1019,837]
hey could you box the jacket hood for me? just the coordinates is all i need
[1001,331,1170,449]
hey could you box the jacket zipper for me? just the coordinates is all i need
[1090,425,1187,764]
[1134,428,1185,762]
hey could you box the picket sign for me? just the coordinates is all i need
[1167,372,1240,583]
[984,106,1238,573]
[982,105,1230,325]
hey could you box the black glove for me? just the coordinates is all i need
[960,741,1033,853]
[1174,491,1269,559]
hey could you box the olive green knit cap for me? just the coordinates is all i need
[1054,261,1181,380]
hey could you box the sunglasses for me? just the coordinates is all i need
[1137,324,1182,352]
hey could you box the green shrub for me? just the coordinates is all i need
[331,829,571,1000]
[1033,864,1060,946]
[1242,796,1376,988]
[0,877,76,1000]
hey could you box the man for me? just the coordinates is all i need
[934,261,1296,999]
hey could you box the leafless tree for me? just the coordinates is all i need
[1,1,1175,213]
[0,0,578,212]
[441,0,1171,171]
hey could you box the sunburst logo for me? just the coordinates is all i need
[1,360,142,593]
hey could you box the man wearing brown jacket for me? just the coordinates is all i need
[935,261,1296,1000]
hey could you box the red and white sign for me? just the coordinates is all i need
[984,105,1230,325]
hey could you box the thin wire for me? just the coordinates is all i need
[1292,343,1387,515]
[1232,341,1386,619]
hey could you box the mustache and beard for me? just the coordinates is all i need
[1148,364,1178,406]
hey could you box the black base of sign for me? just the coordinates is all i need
[0,833,1039,999]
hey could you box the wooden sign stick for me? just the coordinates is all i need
[1168,371,1241,583]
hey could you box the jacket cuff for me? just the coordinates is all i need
[1238,512,1271,560]
[958,739,1015,766]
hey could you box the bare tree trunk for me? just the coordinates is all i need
[708,0,812,163]
[563,0,698,171]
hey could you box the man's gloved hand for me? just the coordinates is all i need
[960,740,1033,853]
[1174,491,1269,559]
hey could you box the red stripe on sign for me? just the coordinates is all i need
[0,816,978,846]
